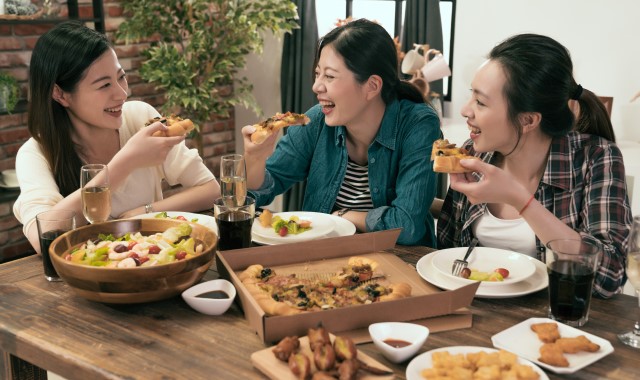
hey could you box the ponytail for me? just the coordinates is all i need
[398,80,428,104]
[573,88,616,142]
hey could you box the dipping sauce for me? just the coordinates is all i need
[196,290,229,299]
[383,339,412,348]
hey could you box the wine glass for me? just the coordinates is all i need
[618,215,640,348]
[80,164,111,224]
[220,154,247,208]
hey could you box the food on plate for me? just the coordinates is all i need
[430,139,479,173]
[458,267,510,282]
[251,111,311,144]
[146,115,195,137]
[273,336,300,362]
[538,343,569,367]
[420,349,540,380]
[271,214,313,237]
[530,322,561,343]
[153,211,199,223]
[531,322,601,367]
[237,256,411,316]
[272,327,392,379]
[555,335,600,354]
[61,223,203,268]
[259,209,274,227]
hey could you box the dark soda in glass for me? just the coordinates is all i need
[548,260,595,323]
[217,211,252,250]
[40,229,63,280]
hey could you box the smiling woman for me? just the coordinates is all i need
[12,21,220,255]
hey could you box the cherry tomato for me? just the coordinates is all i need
[175,251,187,260]
[127,241,138,251]
[460,268,471,279]
[494,268,509,279]
[278,226,288,237]
[175,216,187,221]
[148,245,161,255]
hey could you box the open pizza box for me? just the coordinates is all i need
[216,228,479,345]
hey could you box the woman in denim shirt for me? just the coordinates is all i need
[243,19,441,246]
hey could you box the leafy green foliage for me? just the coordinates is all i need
[0,72,19,114]
[116,0,299,124]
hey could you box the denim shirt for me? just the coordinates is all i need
[250,99,441,246]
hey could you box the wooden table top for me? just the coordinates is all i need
[0,245,638,380]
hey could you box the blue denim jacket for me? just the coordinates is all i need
[251,99,441,246]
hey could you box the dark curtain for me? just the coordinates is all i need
[280,0,318,211]
[402,0,444,95]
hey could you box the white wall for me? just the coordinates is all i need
[447,0,640,141]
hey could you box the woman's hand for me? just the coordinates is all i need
[242,124,278,189]
[449,158,527,208]
[119,121,185,168]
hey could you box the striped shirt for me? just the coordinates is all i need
[334,159,374,211]
[437,131,632,299]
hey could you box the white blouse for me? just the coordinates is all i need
[471,207,538,257]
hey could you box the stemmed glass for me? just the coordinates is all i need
[619,215,640,348]
[80,164,111,224]
[220,154,247,208]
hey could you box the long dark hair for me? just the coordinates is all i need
[489,33,614,143]
[315,18,425,105]
[28,21,111,196]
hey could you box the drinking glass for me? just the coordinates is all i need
[36,210,76,281]
[220,154,247,208]
[545,238,601,327]
[80,164,111,224]
[213,196,255,250]
[618,216,640,348]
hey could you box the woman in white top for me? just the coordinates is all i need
[13,21,219,253]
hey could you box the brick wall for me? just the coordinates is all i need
[0,0,236,261]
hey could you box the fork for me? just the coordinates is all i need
[451,237,479,277]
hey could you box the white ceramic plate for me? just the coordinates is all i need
[416,253,548,298]
[130,211,218,234]
[491,317,614,374]
[251,211,336,242]
[252,214,356,245]
[0,179,19,190]
[406,346,549,380]
[431,247,537,287]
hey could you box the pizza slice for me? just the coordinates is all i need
[251,112,311,144]
[431,139,479,173]
[146,115,195,137]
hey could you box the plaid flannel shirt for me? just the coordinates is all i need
[437,131,632,298]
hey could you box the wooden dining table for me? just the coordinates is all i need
[0,244,638,380]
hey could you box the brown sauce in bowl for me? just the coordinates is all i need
[383,338,412,348]
[195,290,229,299]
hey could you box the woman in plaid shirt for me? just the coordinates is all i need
[437,34,632,298]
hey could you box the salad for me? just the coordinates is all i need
[153,211,199,223]
[62,223,203,268]
[271,215,312,237]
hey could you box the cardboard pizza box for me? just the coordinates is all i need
[216,228,479,344]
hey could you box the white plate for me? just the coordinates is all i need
[251,211,336,242]
[406,346,549,380]
[416,252,548,298]
[130,211,218,234]
[252,214,355,245]
[0,179,19,190]
[432,247,537,287]
[491,317,614,374]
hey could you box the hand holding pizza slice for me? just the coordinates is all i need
[251,112,311,144]
[431,139,479,173]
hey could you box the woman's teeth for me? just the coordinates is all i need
[319,101,335,108]
[469,126,481,134]
[105,107,122,113]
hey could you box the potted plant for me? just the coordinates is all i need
[115,0,300,152]
[0,71,19,114]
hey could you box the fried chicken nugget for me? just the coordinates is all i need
[539,343,569,367]
[555,335,600,354]
[530,322,561,343]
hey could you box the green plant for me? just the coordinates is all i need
[0,71,19,114]
[116,0,300,127]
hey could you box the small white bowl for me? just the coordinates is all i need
[369,322,429,363]
[181,279,236,315]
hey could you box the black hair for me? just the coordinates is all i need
[28,21,112,196]
[489,33,614,143]
[315,18,425,105]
